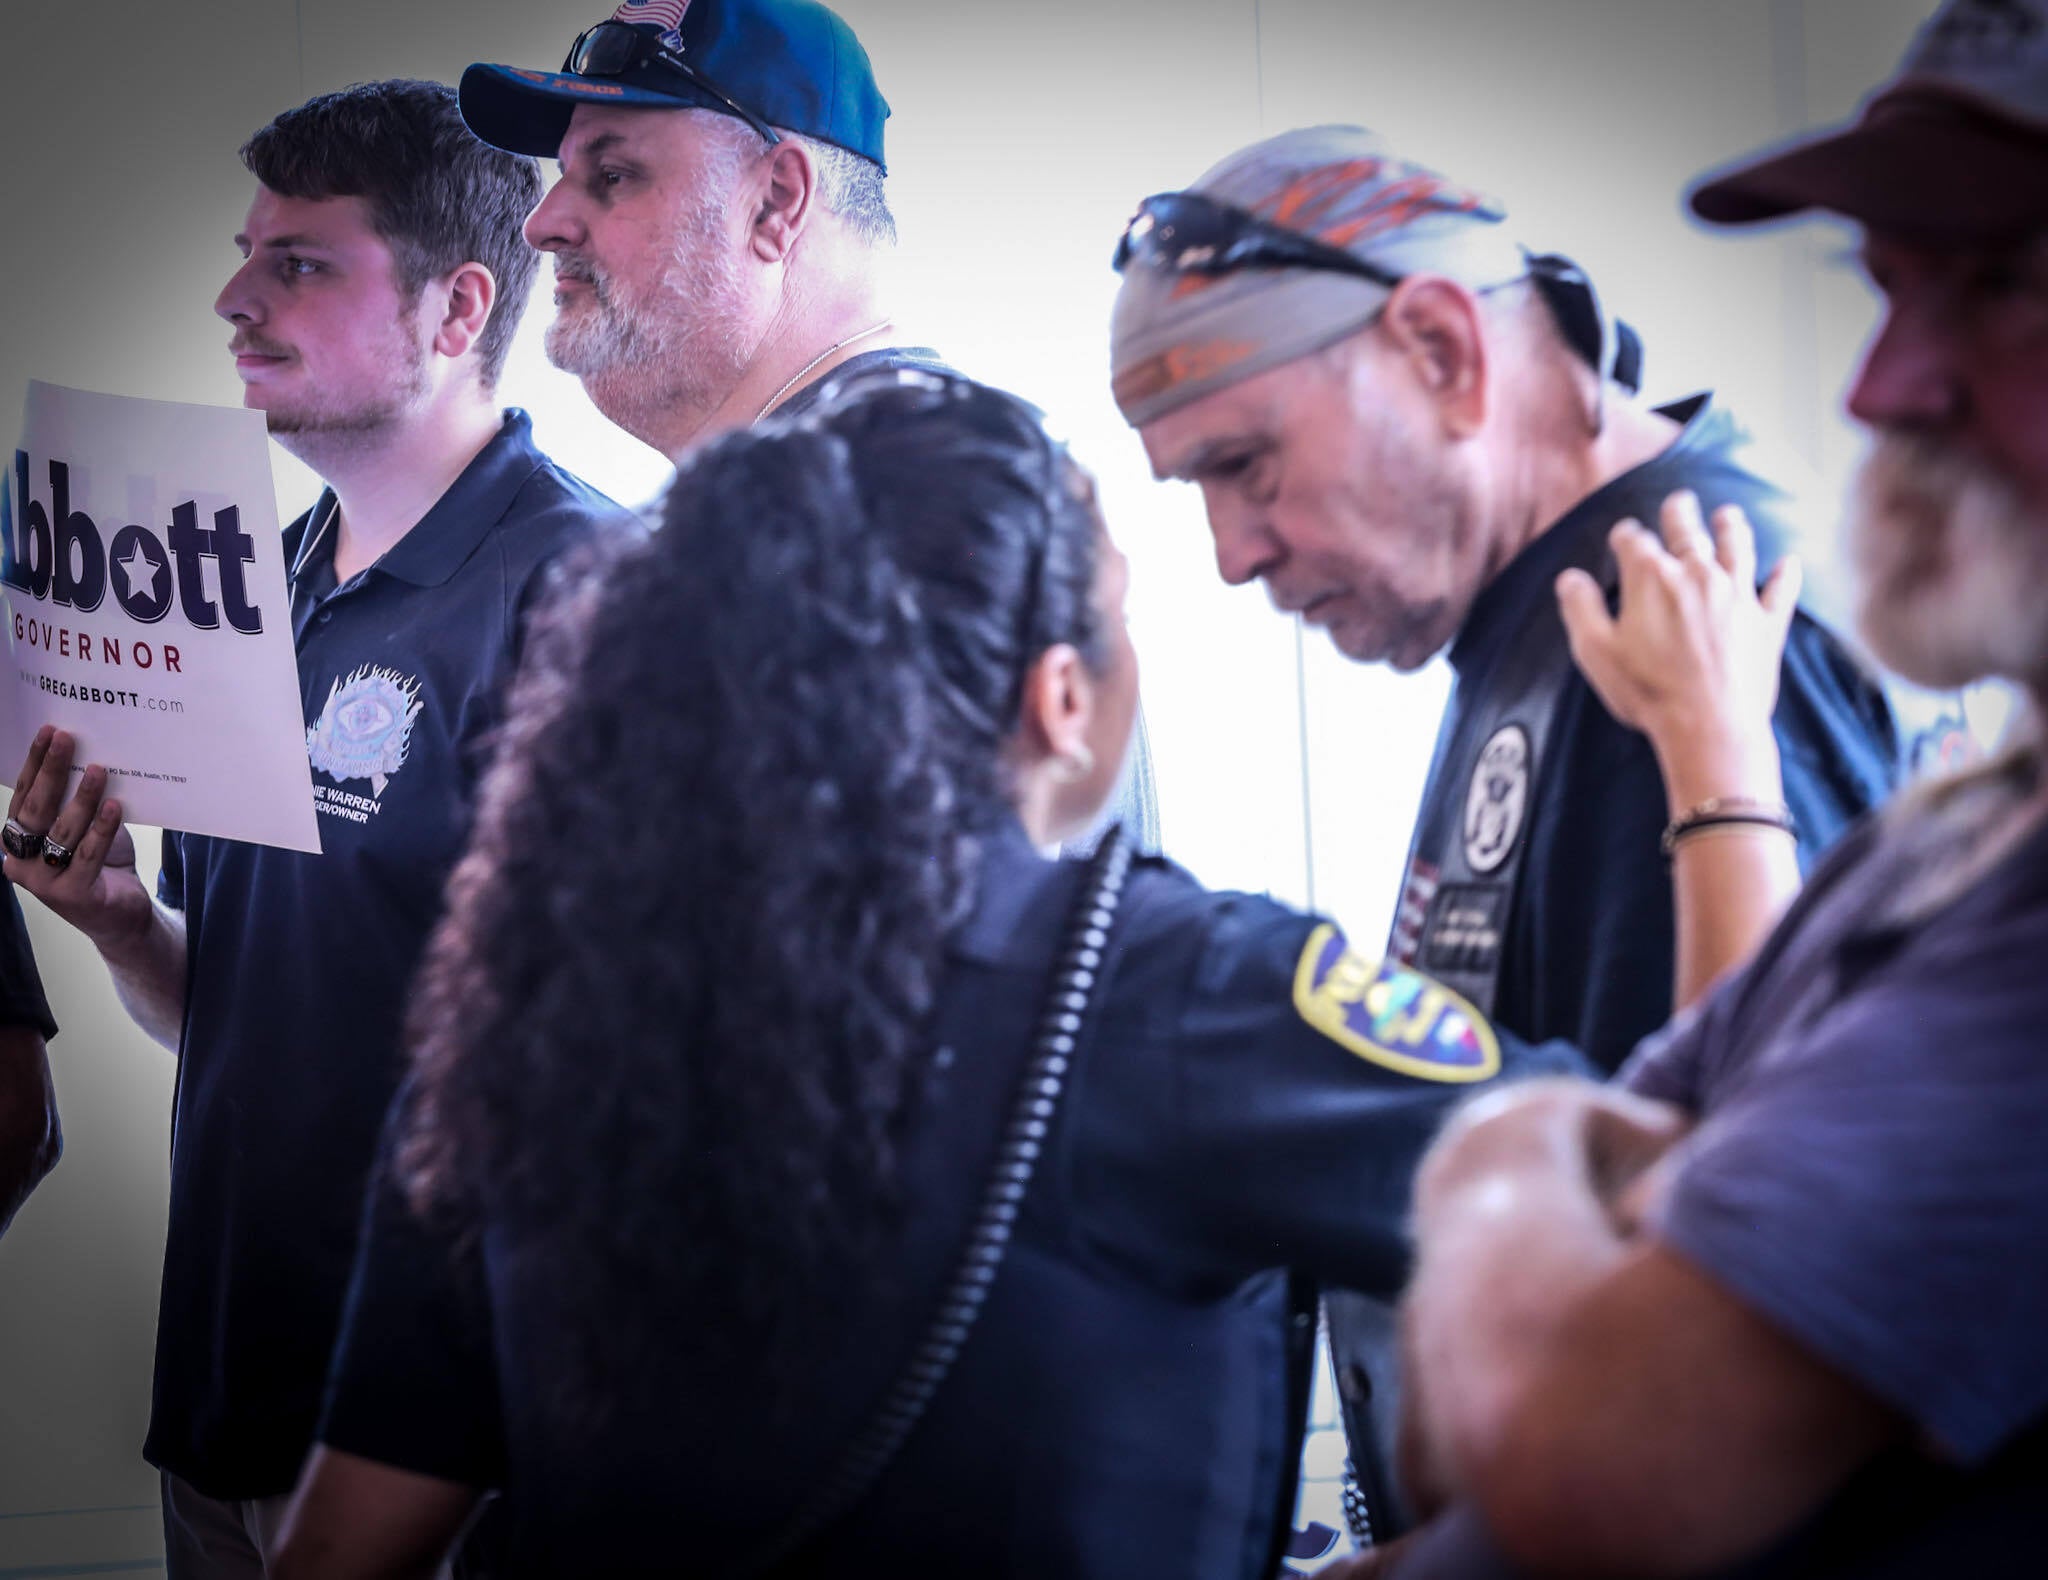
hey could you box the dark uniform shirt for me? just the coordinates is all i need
[320,820,1586,1578]
[148,411,625,1498]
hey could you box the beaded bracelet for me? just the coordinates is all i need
[1660,795,1798,857]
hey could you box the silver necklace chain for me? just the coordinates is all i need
[751,319,893,425]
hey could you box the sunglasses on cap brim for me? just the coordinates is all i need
[563,20,782,149]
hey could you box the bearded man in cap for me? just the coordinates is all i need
[1327,2,2048,1574]
[1111,126,1903,1545]
[457,0,1159,841]
[459,0,927,452]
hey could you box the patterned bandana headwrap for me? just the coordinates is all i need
[1109,125,1529,428]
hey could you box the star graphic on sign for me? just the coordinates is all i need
[114,541,170,608]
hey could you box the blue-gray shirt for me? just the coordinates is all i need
[1399,758,2048,1579]
[1625,763,2048,1466]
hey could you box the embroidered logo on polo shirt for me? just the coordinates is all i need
[1463,723,1530,874]
[307,665,423,799]
[1291,922,1501,1083]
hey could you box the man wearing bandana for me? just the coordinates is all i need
[1330,0,2048,1571]
[1108,126,1902,1545]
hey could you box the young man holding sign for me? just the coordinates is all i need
[2,80,624,1577]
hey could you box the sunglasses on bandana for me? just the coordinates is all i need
[562,20,783,148]
[1112,190,1404,290]
[1114,190,1642,395]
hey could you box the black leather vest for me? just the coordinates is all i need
[1329,395,1805,1546]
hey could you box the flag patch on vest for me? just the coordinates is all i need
[1291,923,1501,1083]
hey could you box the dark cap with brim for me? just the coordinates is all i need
[1690,88,2048,239]
[459,62,725,158]
[459,0,889,166]
[1689,0,2048,239]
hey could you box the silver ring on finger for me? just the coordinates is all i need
[2,818,45,861]
[40,836,74,871]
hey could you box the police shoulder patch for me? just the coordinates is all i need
[1291,923,1501,1083]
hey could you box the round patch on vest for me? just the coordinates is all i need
[1291,923,1501,1083]
[1463,723,1530,875]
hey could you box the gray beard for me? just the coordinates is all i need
[1847,432,2048,695]
[544,204,755,442]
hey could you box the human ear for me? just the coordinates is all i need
[751,140,818,263]
[1016,643,1096,770]
[1382,276,1488,438]
[431,262,498,364]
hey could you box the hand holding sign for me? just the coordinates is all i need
[0,382,319,852]
[1,725,152,953]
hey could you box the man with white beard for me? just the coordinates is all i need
[1325,2,2048,1576]
[457,0,1160,845]
[459,0,925,454]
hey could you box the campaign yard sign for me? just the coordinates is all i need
[0,381,320,853]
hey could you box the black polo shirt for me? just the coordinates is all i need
[1,882,55,1038]
[148,410,625,1498]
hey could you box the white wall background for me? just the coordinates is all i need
[0,0,1935,1570]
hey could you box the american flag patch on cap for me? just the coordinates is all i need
[612,0,692,43]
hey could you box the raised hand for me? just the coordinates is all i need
[1555,490,1799,803]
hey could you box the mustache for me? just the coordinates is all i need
[228,333,292,358]
[553,255,607,294]
[1854,431,2022,537]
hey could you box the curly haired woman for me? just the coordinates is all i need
[272,372,1796,1580]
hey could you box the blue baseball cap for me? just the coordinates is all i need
[460,0,890,170]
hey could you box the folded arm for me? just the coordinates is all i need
[1399,1080,1901,1576]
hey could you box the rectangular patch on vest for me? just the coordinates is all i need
[1421,883,1506,978]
